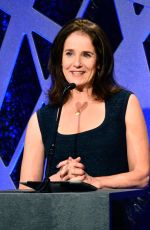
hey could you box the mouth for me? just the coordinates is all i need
[70,71,85,76]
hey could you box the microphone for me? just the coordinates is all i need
[63,83,76,95]
[36,83,76,192]
[46,83,76,160]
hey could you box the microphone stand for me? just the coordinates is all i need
[35,83,76,192]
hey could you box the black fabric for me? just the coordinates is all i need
[37,89,132,177]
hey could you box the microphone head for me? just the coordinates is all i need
[68,83,76,90]
[63,83,76,95]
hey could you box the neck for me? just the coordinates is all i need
[69,87,94,103]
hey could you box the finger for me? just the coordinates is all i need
[69,175,85,182]
[68,161,85,170]
[56,159,69,168]
[61,175,70,181]
[69,156,81,162]
[70,167,85,176]
[57,156,81,168]
[68,156,81,163]
[74,157,81,162]
[73,162,85,169]
[59,165,68,178]
[68,157,73,161]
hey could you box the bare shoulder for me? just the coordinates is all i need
[127,94,141,109]
[27,112,40,132]
[27,112,38,127]
[25,112,42,143]
[23,111,44,165]
[125,93,148,143]
[125,94,145,123]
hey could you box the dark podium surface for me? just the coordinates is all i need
[0,188,150,230]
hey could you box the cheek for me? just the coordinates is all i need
[88,62,97,72]
[86,58,97,68]
[62,63,70,77]
[88,64,97,79]
[62,65,69,74]
[62,57,72,70]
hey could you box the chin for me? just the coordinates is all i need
[76,82,92,91]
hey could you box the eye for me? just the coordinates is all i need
[83,52,93,58]
[65,51,73,56]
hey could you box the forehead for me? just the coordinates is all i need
[63,31,95,50]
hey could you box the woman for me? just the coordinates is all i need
[19,18,149,189]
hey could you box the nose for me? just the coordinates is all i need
[73,55,82,68]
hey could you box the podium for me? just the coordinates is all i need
[0,188,150,230]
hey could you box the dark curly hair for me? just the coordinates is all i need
[48,18,121,105]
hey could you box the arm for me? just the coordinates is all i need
[19,113,45,189]
[94,94,149,189]
[58,95,150,189]
[19,113,68,189]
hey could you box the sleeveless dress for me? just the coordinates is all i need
[37,89,132,177]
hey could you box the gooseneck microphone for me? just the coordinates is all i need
[53,82,76,142]
[36,83,76,192]
[44,82,76,179]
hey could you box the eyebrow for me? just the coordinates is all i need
[64,49,73,52]
[82,51,95,55]
[64,49,95,55]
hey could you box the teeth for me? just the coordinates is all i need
[71,71,84,75]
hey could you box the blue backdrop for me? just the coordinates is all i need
[0,0,150,190]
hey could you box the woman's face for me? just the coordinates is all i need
[62,31,97,89]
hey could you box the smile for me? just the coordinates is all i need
[70,71,85,75]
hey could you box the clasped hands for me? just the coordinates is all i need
[51,157,95,186]
[57,157,86,181]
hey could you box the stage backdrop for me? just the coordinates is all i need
[0,0,150,190]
